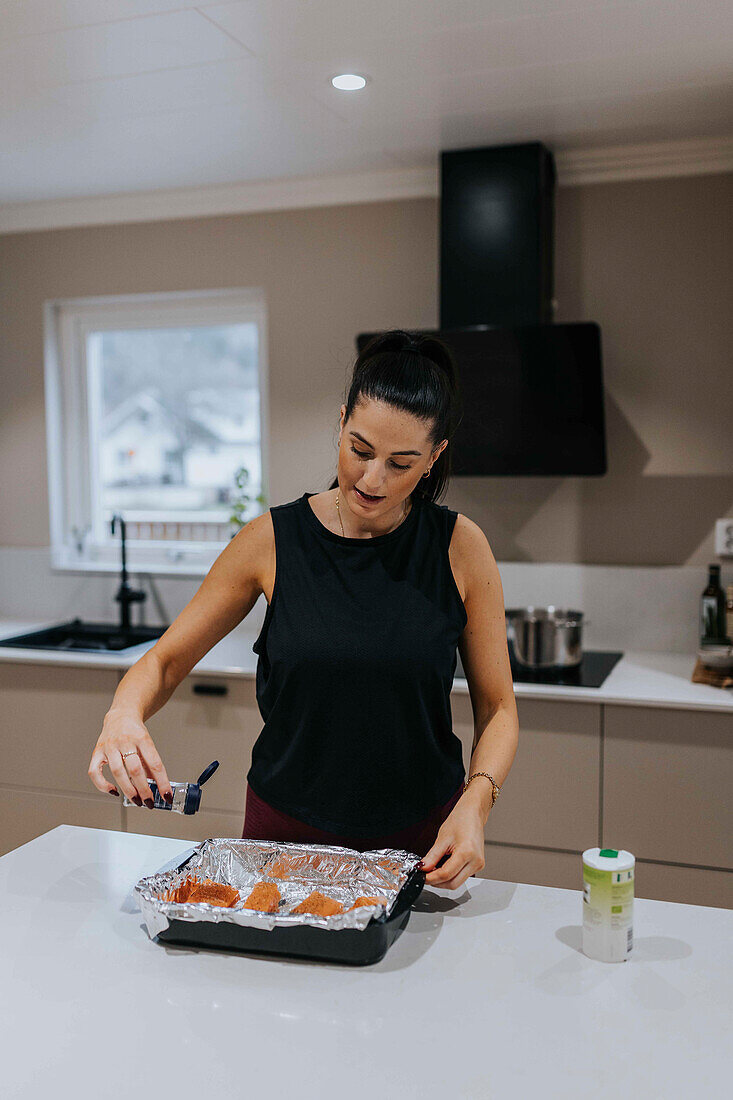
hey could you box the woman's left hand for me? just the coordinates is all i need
[418,797,486,890]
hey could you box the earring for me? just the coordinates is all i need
[422,469,431,478]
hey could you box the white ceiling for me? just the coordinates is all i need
[1,0,731,227]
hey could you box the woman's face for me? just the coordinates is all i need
[337,397,447,515]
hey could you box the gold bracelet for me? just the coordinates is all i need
[464,772,501,806]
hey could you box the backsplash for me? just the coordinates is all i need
[0,547,726,655]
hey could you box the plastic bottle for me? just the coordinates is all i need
[582,847,634,962]
[700,564,726,643]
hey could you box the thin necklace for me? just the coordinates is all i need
[335,490,408,537]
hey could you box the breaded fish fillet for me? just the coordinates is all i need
[186,878,240,908]
[243,881,281,912]
[170,873,199,903]
[349,896,388,910]
[291,890,344,916]
[165,874,242,907]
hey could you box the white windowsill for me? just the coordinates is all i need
[50,552,218,579]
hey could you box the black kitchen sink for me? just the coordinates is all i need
[0,618,168,653]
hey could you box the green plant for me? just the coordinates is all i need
[229,465,266,537]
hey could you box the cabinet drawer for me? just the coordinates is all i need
[0,663,119,795]
[603,705,732,869]
[453,695,601,851]
[142,675,260,814]
[0,785,123,857]
[123,806,244,844]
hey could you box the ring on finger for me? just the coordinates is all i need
[121,750,138,760]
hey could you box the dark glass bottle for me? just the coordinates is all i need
[699,564,726,643]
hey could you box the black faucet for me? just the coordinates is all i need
[110,514,147,631]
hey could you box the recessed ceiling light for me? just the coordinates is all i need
[331,73,367,91]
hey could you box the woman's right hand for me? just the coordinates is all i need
[88,708,173,807]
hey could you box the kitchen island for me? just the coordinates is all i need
[1,825,729,1098]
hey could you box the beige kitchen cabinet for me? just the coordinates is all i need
[0,662,122,856]
[0,662,119,792]
[632,859,733,910]
[603,704,733,870]
[479,842,581,892]
[451,693,601,852]
[0,788,122,857]
[138,674,262,818]
[476,846,733,909]
[473,845,720,905]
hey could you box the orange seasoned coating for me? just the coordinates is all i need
[349,896,388,910]
[164,873,201,903]
[291,890,344,917]
[268,856,296,880]
[163,874,240,907]
[375,857,403,875]
[188,880,240,908]
[244,881,281,913]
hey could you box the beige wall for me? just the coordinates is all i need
[1,172,730,565]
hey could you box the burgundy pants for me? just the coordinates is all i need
[242,782,464,857]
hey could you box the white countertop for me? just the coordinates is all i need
[1,825,729,1099]
[0,617,730,712]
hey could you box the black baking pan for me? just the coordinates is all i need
[155,853,426,966]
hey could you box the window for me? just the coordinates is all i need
[44,288,268,575]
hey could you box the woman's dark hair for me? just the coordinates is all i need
[328,329,463,504]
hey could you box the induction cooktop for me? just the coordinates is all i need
[454,643,623,689]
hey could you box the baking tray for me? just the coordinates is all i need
[137,839,426,966]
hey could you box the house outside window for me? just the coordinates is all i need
[44,288,268,576]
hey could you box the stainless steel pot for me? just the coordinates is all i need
[505,606,585,669]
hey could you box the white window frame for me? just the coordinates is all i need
[44,287,269,577]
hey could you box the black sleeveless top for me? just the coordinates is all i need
[248,491,468,836]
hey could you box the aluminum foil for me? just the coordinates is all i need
[135,838,422,939]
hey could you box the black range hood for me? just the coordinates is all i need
[358,141,607,477]
[440,141,555,328]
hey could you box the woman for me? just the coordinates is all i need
[88,330,518,891]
